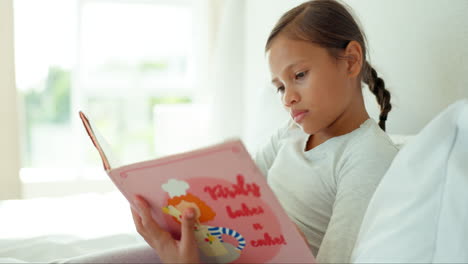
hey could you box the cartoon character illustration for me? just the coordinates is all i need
[162,179,245,263]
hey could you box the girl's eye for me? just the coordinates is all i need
[295,71,307,80]
[276,86,285,94]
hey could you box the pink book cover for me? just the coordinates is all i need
[79,111,315,263]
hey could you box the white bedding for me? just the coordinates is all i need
[0,192,145,263]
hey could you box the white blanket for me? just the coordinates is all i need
[0,192,145,263]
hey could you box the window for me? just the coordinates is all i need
[15,0,205,192]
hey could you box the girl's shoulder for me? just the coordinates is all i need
[333,119,399,185]
[337,119,399,171]
[348,119,399,154]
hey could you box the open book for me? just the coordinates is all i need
[79,111,315,263]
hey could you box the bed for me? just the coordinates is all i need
[0,192,146,263]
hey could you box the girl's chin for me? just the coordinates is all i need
[298,122,321,135]
[298,124,314,135]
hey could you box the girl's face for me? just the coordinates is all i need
[267,35,359,135]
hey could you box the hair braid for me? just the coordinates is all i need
[363,61,392,131]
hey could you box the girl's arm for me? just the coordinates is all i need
[254,120,291,177]
[316,145,397,263]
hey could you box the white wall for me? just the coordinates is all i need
[0,0,22,199]
[243,0,468,151]
[348,0,468,134]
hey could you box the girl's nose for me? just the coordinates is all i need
[283,87,300,107]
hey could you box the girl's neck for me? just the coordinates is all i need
[305,93,369,151]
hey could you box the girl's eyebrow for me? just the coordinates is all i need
[271,59,309,84]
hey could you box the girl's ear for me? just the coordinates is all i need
[344,40,363,78]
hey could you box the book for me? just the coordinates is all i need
[79,111,315,263]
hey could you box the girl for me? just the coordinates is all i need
[67,0,398,263]
[133,0,397,262]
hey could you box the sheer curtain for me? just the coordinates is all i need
[201,0,247,143]
[203,0,289,153]
[150,0,248,155]
[0,0,22,199]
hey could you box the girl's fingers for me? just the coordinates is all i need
[131,208,144,231]
[180,208,197,253]
[131,196,200,263]
[134,196,164,237]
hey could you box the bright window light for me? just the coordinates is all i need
[14,0,199,188]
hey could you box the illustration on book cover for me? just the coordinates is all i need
[160,175,287,263]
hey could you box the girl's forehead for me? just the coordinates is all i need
[267,36,326,76]
[267,36,326,64]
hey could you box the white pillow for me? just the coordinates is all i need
[351,99,468,263]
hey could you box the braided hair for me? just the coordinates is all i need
[363,62,392,131]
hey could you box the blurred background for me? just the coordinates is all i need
[1,0,468,200]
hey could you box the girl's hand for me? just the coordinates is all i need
[131,195,200,264]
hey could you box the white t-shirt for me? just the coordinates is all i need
[254,118,398,263]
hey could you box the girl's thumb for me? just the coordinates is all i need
[180,208,197,247]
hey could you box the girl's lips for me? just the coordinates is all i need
[293,111,308,123]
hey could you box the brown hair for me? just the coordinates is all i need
[265,0,391,131]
